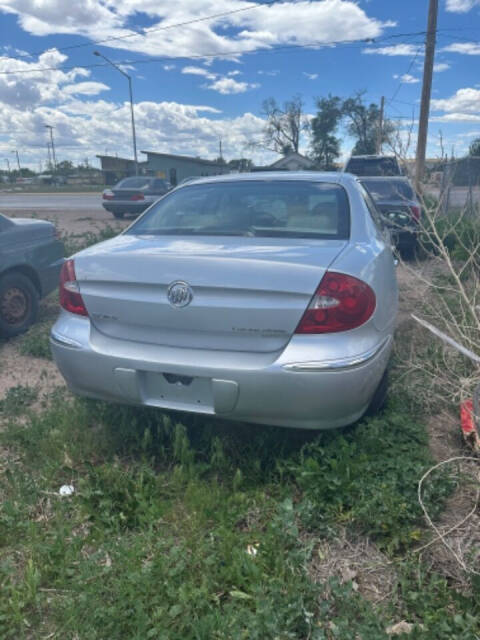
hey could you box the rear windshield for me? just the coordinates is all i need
[116,177,153,189]
[361,179,414,201]
[346,157,400,177]
[127,181,350,239]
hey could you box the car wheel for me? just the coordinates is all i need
[112,211,125,219]
[0,272,39,337]
[365,369,389,417]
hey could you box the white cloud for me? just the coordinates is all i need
[393,73,419,84]
[0,48,101,107]
[433,62,451,72]
[227,70,241,76]
[205,76,259,94]
[181,65,216,80]
[442,42,480,55]
[0,0,392,60]
[257,69,279,76]
[430,113,480,122]
[363,44,421,56]
[303,72,318,80]
[431,87,480,113]
[446,0,480,12]
[163,64,176,71]
[62,81,110,96]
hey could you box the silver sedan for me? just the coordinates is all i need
[51,173,398,429]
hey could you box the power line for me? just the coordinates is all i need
[0,0,281,61]
[0,32,432,76]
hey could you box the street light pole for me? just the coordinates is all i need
[12,149,21,171]
[45,125,57,172]
[93,51,138,175]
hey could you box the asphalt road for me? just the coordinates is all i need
[0,192,103,211]
[0,191,127,235]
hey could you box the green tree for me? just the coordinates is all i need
[56,160,74,175]
[342,92,395,155]
[228,158,254,171]
[469,138,480,156]
[260,95,308,154]
[310,95,342,170]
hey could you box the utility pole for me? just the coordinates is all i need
[45,125,57,172]
[93,51,138,175]
[219,138,223,161]
[377,96,385,154]
[46,142,52,171]
[12,149,21,171]
[415,0,439,190]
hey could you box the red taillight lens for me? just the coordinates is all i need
[295,272,376,334]
[59,259,88,316]
[130,193,144,201]
[410,205,421,222]
[103,190,114,200]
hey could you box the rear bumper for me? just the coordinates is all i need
[102,202,149,215]
[50,314,393,430]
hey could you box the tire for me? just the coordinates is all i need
[365,369,389,417]
[112,211,125,219]
[0,272,39,338]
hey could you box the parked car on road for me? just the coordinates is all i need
[344,155,402,177]
[102,176,171,218]
[0,213,64,337]
[51,172,398,430]
[360,176,421,256]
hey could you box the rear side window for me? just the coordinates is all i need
[128,181,350,239]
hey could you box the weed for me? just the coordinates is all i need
[18,322,52,360]
[62,224,121,256]
[0,385,38,417]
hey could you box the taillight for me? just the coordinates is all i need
[130,193,144,201]
[103,190,114,200]
[410,205,421,222]
[59,259,88,316]
[295,272,376,334]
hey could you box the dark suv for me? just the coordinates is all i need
[344,155,402,177]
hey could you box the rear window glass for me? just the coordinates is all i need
[361,179,414,201]
[127,181,350,239]
[346,158,400,177]
[116,177,153,189]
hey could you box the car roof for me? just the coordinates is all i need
[175,171,356,187]
[347,155,397,160]
[360,176,411,182]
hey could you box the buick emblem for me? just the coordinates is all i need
[167,281,193,308]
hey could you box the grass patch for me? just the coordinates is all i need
[18,322,52,360]
[0,389,477,638]
[62,224,122,256]
[0,385,38,417]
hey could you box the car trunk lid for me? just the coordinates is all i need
[74,234,347,353]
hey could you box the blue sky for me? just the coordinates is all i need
[0,0,480,169]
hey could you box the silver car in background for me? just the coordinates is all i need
[51,173,398,430]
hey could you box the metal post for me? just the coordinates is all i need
[127,75,138,175]
[93,51,138,175]
[45,125,57,172]
[13,149,21,171]
[415,0,439,191]
[377,96,385,155]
